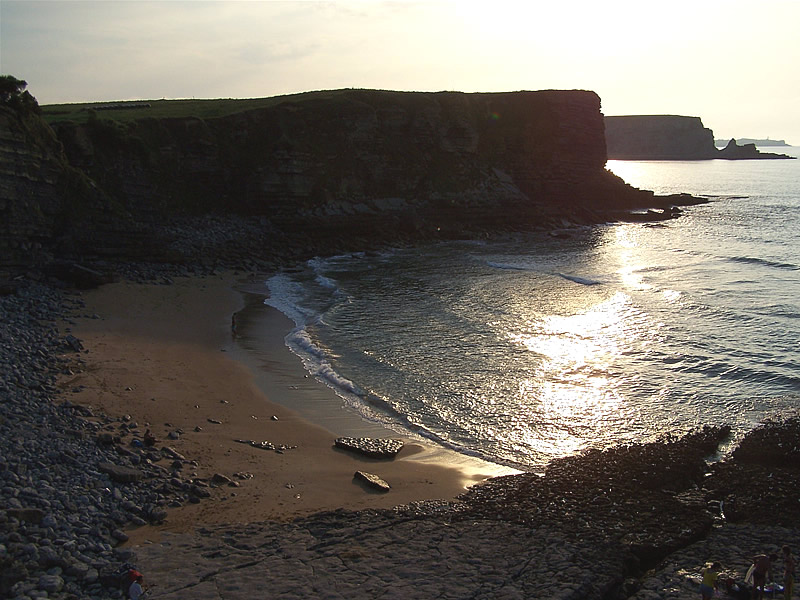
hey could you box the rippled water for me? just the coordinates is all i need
[265,148,800,470]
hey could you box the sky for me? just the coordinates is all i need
[1,0,799,143]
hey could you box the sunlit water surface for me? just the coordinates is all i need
[264,148,800,470]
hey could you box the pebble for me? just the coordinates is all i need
[0,281,225,599]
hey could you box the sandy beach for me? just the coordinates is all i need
[62,273,509,544]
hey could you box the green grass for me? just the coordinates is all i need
[40,89,359,124]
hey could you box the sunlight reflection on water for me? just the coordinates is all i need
[506,290,637,457]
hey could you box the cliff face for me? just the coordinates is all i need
[604,115,717,160]
[3,89,680,271]
[54,90,661,227]
[0,105,66,265]
[0,106,112,269]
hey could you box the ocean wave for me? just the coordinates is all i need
[263,274,318,328]
[666,355,800,389]
[727,256,799,271]
[486,261,605,286]
[556,273,604,286]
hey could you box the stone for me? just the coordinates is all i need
[161,446,186,460]
[111,529,129,543]
[6,507,45,524]
[148,507,168,523]
[38,573,64,593]
[334,437,404,458]
[354,471,391,492]
[96,432,115,445]
[64,334,84,352]
[210,473,232,487]
[97,462,144,483]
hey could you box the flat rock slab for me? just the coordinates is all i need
[354,470,391,492]
[334,437,404,458]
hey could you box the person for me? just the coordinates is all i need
[783,545,795,600]
[128,574,145,599]
[701,561,722,600]
[751,553,778,600]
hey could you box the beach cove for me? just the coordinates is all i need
[2,265,798,600]
[66,273,507,537]
[2,85,799,599]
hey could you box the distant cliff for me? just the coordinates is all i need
[606,115,794,160]
[2,89,699,272]
[715,138,790,147]
[605,115,716,160]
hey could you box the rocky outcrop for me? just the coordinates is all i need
[605,115,795,160]
[717,138,794,159]
[715,137,790,147]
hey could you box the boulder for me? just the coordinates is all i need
[354,471,391,492]
[209,473,232,487]
[38,574,64,593]
[97,462,144,483]
[334,437,404,458]
[64,334,84,352]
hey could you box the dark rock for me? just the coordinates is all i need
[64,334,84,352]
[354,470,391,492]
[718,138,795,160]
[334,437,404,458]
[38,573,64,593]
[97,462,144,483]
[43,262,114,289]
[5,507,45,524]
[209,473,232,487]
[147,507,168,523]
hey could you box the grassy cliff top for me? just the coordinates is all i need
[40,89,361,124]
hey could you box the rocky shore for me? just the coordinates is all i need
[2,254,799,599]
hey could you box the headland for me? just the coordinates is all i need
[606,115,795,160]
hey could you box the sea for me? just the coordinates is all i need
[261,146,800,471]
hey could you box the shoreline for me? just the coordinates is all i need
[3,270,799,599]
[229,281,519,476]
[64,273,511,544]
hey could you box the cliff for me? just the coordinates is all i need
[2,89,698,273]
[605,115,795,160]
[716,138,794,159]
[605,115,718,160]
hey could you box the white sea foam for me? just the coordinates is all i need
[556,273,603,286]
[263,274,316,328]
